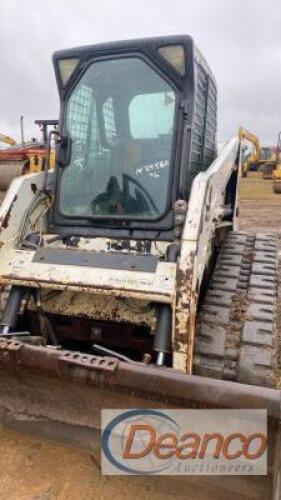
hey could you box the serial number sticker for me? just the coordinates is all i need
[136,160,169,179]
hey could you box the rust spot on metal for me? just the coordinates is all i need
[1,194,17,229]
[0,338,23,367]
[174,250,196,372]
[0,342,279,418]
[59,351,119,372]
[0,339,22,351]
[30,183,37,194]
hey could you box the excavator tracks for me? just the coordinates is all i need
[194,231,278,387]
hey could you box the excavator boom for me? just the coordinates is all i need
[0,133,17,147]
[238,126,261,161]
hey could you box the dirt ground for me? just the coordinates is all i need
[0,171,279,500]
[239,171,281,233]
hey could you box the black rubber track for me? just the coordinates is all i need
[193,231,278,387]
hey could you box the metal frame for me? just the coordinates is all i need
[0,138,240,372]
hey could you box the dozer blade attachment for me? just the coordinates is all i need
[0,339,280,499]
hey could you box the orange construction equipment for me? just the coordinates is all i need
[0,120,57,190]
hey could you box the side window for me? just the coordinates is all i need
[67,83,108,163]
[129,92,175,139]
[188,62,216,192]
[68,84,92,141]
[103,96,116,144]
[191,64,207,166]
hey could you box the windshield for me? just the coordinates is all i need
[59,57,176,219]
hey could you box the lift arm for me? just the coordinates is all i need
[238,127,261,161]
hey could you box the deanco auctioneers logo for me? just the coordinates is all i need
[101,409,267,475]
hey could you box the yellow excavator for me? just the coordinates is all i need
[238,127,261,177]
[239,127,281,180]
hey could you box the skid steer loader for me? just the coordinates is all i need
[0,36,280,498]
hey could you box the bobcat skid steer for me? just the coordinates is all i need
[0,36,279,498]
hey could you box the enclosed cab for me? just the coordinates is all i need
[51,35,217,239]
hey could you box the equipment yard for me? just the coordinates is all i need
[239,172,281,234]
[2,0,281,498]
[0,171,278,500]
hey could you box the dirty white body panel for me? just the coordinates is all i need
[174,137,240,370]
[1,248,176,302]
[0,138,241,371]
